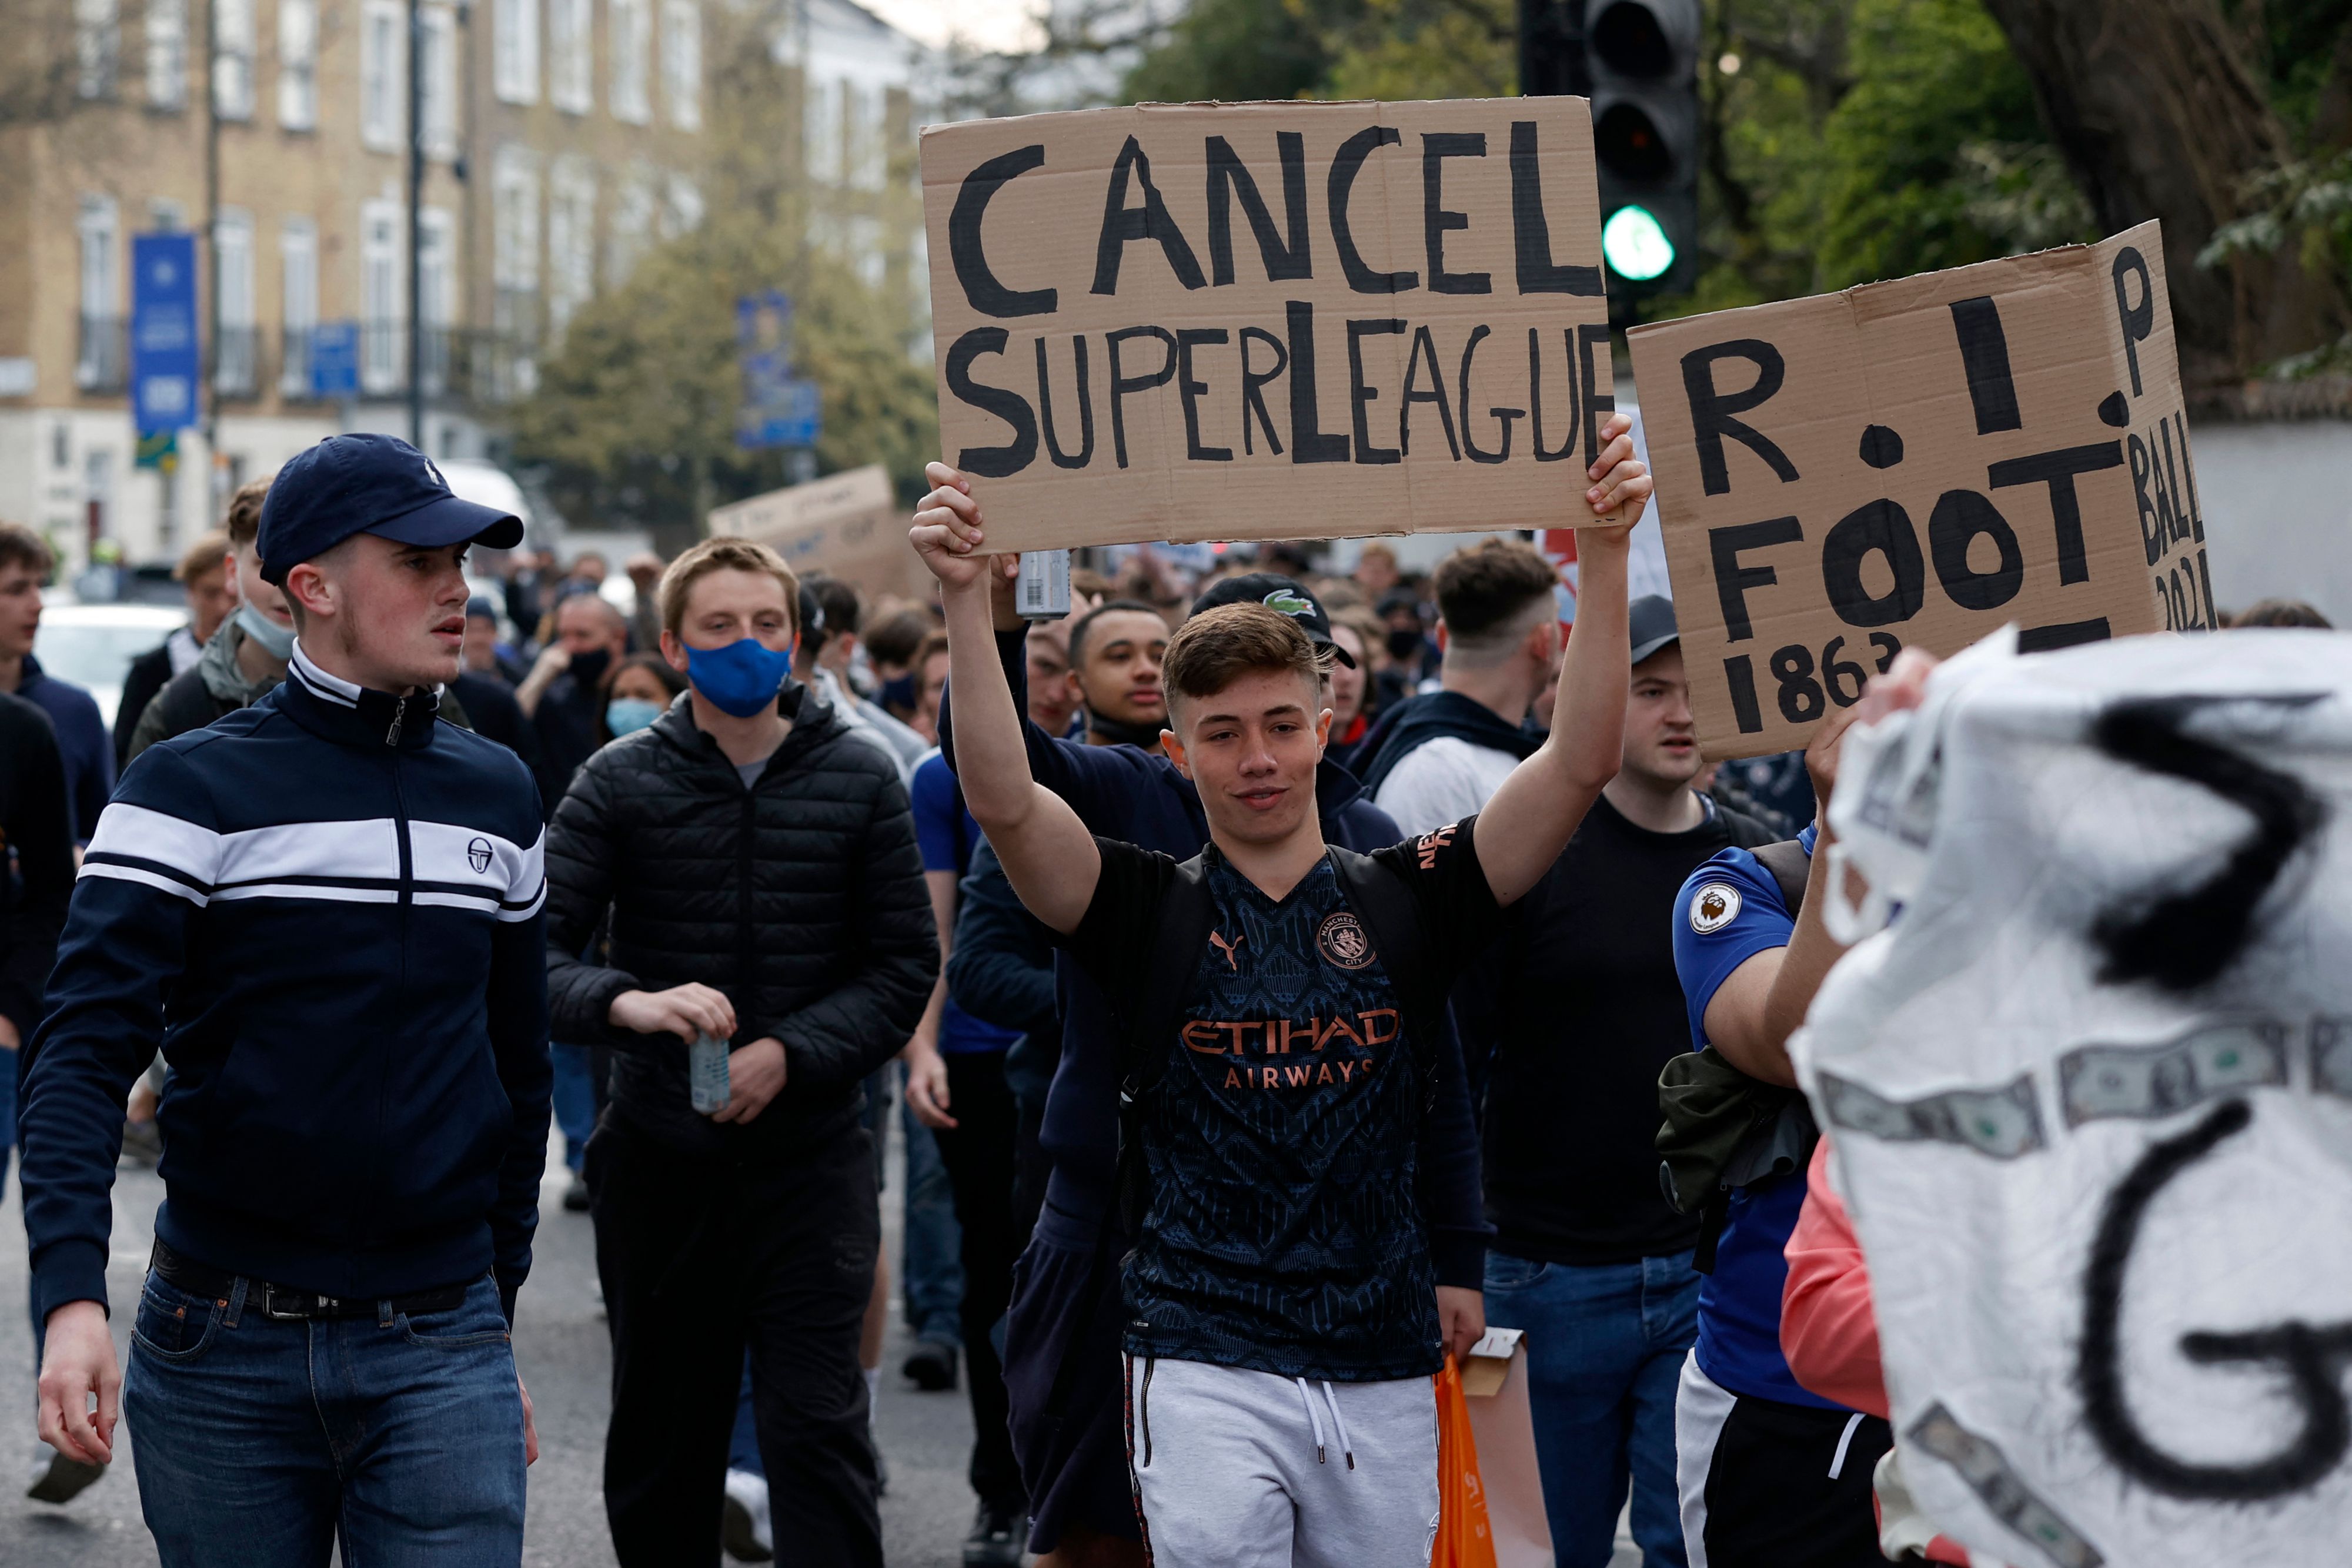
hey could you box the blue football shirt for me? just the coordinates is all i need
[1671,824,1851,1410]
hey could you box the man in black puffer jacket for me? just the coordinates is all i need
[543,537,935,1568]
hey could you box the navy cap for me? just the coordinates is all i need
[1629,594,1679,666]
[258,433,524,585]
[1190,573,1355,668]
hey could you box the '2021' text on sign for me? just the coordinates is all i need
[1630,220,2212,761]
[919,99,1618,552]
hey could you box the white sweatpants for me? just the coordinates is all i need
[1122,1354,1440,1568]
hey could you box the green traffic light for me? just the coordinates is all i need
[1602,205,1675,282]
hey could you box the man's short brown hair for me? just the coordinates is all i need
[656,537,800,638]
[1161,603,1321,719]
[0,523,55,579]
[1434,539,1558,641]
[224,477,270,550]
[176,531,232,583]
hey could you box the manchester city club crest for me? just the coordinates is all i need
[1317,911,1374,970]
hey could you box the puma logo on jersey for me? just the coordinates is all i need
[1210,930,1244,970]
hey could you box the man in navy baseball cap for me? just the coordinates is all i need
[258,433,523,586]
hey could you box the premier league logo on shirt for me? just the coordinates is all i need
[1316,911,1374,970]
[1690,881,1742,935]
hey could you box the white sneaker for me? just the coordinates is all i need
[721,1467,773,1562]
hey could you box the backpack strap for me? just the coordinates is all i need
[1114,854,1215,1238]
[1751,837,1812,915]
[1328,846,1438,1108]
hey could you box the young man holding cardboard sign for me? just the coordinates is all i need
[908,414,1647,1567]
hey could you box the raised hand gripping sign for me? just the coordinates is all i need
[1796,628,2352,1568]
[918,99,1617,552]
[1628,221,2214,761]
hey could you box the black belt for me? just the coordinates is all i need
[151,1240,474,1321]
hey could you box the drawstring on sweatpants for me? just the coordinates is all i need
[1294,1378,1356,1469]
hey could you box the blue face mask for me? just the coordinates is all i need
[684,637,793,718]
[236,601,296,661]
[879,672,917,713]
[605,697,663,737]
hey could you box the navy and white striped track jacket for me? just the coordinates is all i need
[19,643,552,1323]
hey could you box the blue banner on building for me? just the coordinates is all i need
[310,320,360,397]
[131,233,199,437]
[735,291,821,450]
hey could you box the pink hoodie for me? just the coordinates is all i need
[1782,1138,1972,1567]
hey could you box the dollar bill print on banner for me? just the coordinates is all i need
[918,99,1622,552]
[1792,626,2352,1568]
[1626,220,2213,761]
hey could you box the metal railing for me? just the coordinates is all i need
[212,326,261,397]
[76,315,128,392]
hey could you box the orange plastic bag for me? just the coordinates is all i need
[1432,1354,1499,1568]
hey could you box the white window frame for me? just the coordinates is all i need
[493,0,539,104]
[607,0,648,124]
[493,145,543,293]
[212,0,254,118]
[359,0,403,152]
[546,156,596,335]
[279,217,318,395]
[76,196,121,387]
[660,172,701,238]
[420,3,458,159]
[76,0,121,99]
[360,199,405,394]
[661,0,698,131]
[607,166,654,287]
[276,0,316,127]
[805,75,840,186]
[146,0,186,108]
[213,208,255,392]
[547,0,590,112]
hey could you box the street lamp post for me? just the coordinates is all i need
[407,0,425,448]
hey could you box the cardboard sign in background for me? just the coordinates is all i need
[1629,220,2212,760]
[920,99,1616,552]
[707,464,933,601]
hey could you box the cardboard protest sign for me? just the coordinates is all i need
[918,99,1616,551]
[1628,220,2213,760]
[1796,627,2352,1568]
[706,464,930,601]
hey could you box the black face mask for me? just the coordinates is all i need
[569,648,612,688]
[1386,628,1425,662]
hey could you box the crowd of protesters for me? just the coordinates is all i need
[0,431,2336,1568]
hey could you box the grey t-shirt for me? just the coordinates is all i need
[736,757,771,791]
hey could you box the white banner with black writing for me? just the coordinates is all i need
[1793,626,2352,1568]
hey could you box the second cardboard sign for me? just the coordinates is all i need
[1629,220,2213,761]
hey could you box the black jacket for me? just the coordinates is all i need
[543,686,936,1160]
[113,638,179,768]
[0,694,73,1044]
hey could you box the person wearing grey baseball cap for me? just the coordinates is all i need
[22,430,550,1564]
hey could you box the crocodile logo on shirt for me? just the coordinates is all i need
[467,836,494,875]
[1316,911,1374,970]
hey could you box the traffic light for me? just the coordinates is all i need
[1519,0,1700,302]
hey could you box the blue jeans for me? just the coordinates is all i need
[123,1269,527,1567]
[550,1042,596,1174]
[886,1065,963,1345]
[1483,1248,1699,1568]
